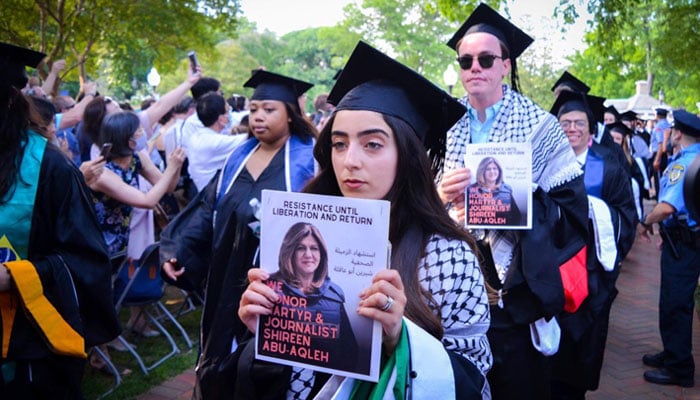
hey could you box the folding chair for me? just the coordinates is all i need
[90,346,122,399]
[111,242,180,373]
[113,242,194,370]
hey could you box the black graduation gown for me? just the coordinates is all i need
[553,142,638,391]
[1,143,120,393]
[160,149,289,399]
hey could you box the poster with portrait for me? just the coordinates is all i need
[256,189,390,382]
[464,142,532,229]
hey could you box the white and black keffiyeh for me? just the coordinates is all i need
[285,234,492,398]
[442,85,582,282]
[418,234,492,375]
[287,367,315,399]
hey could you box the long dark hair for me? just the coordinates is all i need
[0,87,42,204]
[83,96,113,146]
[285,101,317,141]
[304,113,480,339]
[99,112,141,158]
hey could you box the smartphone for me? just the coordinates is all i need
[100,142,113,159]
[187,51,199,73]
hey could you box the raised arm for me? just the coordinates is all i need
[143,64,202,128]
[41,59,65,97]
[89,148,185,209]
[58,81,97,130]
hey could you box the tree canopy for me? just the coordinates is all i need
[5,0,698,113]
[2,0,241,97]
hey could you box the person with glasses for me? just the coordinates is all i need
[550,91,637,399]
[437,4,589,399]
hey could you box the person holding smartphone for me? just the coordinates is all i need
[0,42,120,398]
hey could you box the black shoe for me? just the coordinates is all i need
[642,352,665,368]
[644,368,694,387]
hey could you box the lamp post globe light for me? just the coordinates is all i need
[443,64,458,95]
[147,67,161,96]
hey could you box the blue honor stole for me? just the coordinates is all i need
[584,150,605,199]
[215,134,316,207]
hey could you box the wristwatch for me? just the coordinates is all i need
[640,216,652,228]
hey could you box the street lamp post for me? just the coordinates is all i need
[443,64,458,96]
[147,67,161,98]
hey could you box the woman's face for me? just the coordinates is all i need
[603,112,616,125]
[484,162,499,185]
[294,235,321,278]
[610,130,624,145]
[129,127,144,151]
[330,110,398,200]
[249,100,291,147]
[105,97,121,115]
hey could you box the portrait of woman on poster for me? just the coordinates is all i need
[262,221,359,372]
[468,156,521,225]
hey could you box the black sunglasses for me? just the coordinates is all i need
[456,54,503,70]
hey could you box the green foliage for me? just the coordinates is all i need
[433,0,508,21]
[1,0,242,97]
[558,0,700,111]
[343,0,458,87]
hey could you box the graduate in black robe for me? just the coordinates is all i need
[0,42,120,398]
[550,91,638,398]
[159,70,317,399]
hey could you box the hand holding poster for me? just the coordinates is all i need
[464,142,532,229]
[256,189,390,382]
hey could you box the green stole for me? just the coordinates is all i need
[0,130,46,261]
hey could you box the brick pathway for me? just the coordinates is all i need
[138,202,700,399]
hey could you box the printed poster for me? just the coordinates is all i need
[464,142,532,229]
[256,189,390,382]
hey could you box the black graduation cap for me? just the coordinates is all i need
[672,109,700,137]
[620,110,638,121]
[551,71,590,94]
[0,42,46,89]
[332,69,343,80]
[606,121,633,137]
[550,90,606,124]
[655,107,669,117]
[328,41,465,157]
[446,3,533,60]
[243,70,313,105]
[604,105,620,121]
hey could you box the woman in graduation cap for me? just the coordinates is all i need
[159,69,317,399]
[0,42,120,397]
[237,41,491,399]
[608,121,650,219]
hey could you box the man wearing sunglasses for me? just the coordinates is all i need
[438,4,589,399]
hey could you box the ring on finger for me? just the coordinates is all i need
[380,295,394,312]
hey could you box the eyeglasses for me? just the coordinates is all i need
[456,54,503,70]
[559,119,588,130]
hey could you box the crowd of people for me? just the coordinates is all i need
[1,2,699,399]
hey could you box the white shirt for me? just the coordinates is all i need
[181,113,247,191]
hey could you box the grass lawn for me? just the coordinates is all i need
[82,286,201,400]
